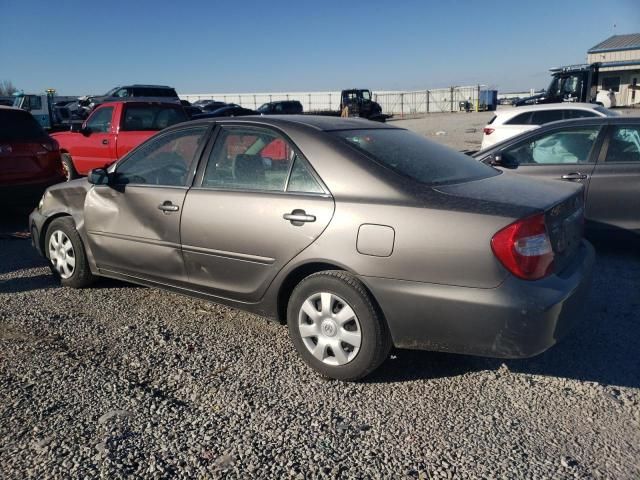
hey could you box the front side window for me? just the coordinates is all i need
[334,129,497,185]
[86,107,114,133]
[121,105,188,131]
[502,126,600,165]
[114,88,129,98]
[605,126,640,163]
[28,96,43,110]
[114,126,207,186]
[202,127,295,191]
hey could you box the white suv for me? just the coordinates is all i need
[480,103,617,150]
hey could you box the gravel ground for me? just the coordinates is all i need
[1,112,639,479]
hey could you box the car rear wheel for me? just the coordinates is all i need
[287,271,392,381]
[45,217,94,288]
[61,153,77,181]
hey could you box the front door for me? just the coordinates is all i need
[71,105,116,174]
[586,124,640,232]
[498,124,604,193]
[84,125,210,284]
[180,125,334,302]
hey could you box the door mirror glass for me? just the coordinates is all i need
[489,153,518,169]
[70,122,83,133]
[88,168,110,185]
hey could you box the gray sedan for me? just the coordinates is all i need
[29,116,594,380]
[474,116,640,235]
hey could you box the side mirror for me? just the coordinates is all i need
[488,153,518,170]
[70,122,83,133]
[88,168,110,185]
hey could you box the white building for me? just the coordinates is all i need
[587,33,640,107]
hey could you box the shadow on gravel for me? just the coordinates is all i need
[0,273,59,293]
[370,238,640,389]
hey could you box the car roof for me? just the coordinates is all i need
[118,84,174,89]
[96,100,183,107]
[178,114,398,132]
[493,103,609,121]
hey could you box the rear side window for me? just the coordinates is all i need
[605,126,640,163]
[530,110,564,125]
[505,112,533,125]
[202,126,296,191]
[333,129,497,186]
[0,109,46,142]
[122,105,188,131]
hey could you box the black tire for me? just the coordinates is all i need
[61,153,78,181]
[45,217,95,288]
[287,270,392,381]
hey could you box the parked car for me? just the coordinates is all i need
[475,116,640,235]
[52,101,188,179]
[30,116,594,380]
[201,101,231,112]
[193,106,257,118]
[179,100,203,118]
[0,106,65,208]
[79,84,180,110]
[481,103,617,149]
[257,100,304,115]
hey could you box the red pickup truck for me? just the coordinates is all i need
[52,101,188,179]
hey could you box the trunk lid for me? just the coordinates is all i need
[435,171,585,274]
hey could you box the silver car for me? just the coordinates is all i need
[29,116,594,380]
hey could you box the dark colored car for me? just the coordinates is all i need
[193,106,257,118]
[80,84,180,110]
[29,116,594,380]
[0,106,65,208]
[257,100,303,115]
[474,116,640,235]
[201,101,231,112]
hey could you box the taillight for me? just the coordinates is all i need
[491,213,554,280]
[42,138,60,152]
[483,127,495,135]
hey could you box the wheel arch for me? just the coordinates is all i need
[40,212,74,256]
[275,261,385,326]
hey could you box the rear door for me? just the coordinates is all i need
[585,123,640,232]
[496,124,604,190]
[180,124,334,302]
[84,125,210,284]
[70,105,117,174]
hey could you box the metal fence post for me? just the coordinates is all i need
[476,85,480,112]
[426,90,429,114]
[450,87,454,112]
[254,94,257,109]
[309,93,312,111]
[401,93,404,118]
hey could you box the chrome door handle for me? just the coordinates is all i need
[283,209,316,225]
[561,172,588,181]
[158,201,179,212]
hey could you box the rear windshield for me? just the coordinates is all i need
[121,105,188,131]
[0,109,46,142]
[333,129,498,186]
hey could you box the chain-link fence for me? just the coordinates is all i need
[181,85,483,117]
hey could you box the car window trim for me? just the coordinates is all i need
[498,124,606,166]
[111,124,213,187]
[194,123,331,196]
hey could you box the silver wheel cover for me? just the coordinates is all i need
[48,230,76,279]
[298,292,362,366]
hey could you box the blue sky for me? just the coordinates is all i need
[1,0,639,96]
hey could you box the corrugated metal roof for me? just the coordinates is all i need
[588,33,640,53]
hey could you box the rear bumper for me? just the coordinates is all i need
[0,177,64,206]
[360,240,595,359]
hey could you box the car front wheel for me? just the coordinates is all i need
[45,217,94,288]
[287,271,392,381]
